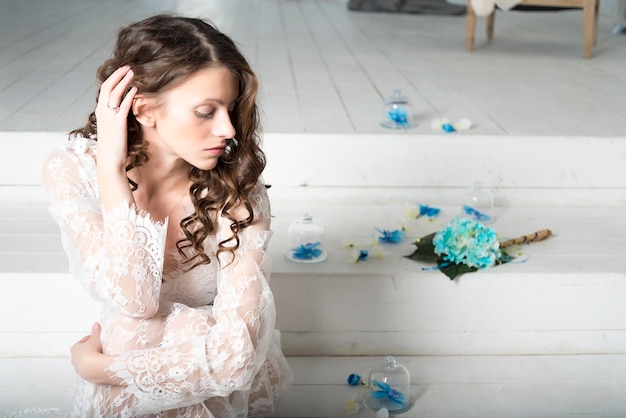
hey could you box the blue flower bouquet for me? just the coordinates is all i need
[406,217,552,280]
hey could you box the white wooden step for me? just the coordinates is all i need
[2,355,626,417]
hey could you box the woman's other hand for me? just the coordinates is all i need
[70,322,116,385]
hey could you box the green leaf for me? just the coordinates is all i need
[404,232,438,262]
[438,260,478,280]
[405,250,439,262]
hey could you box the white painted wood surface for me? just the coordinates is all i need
[3,355,626,417]
[2,131,626,206]
[1,131,625,416]
[2,201,625,415]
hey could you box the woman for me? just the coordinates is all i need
[41,14,292,417]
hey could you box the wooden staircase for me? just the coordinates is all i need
[1,132,625,417]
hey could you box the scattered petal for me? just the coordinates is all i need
[403,203,421,220]
[345,392,361,415]
[419,204,441,218]
[454,118,472,130]
[351,249,369,263]
[432,117,472,133]
[376,228,406,243]
[347,373,362,386]
[441,123,456,132]
[370,245,388,259]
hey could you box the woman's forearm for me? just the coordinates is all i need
[97,166,134,212]
[90,352,121,385]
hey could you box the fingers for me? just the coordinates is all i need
[91,322,102,338]
[99,66,138,115]
[89,322,103,351]
[73,323,102,347]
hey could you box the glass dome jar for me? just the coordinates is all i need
[462,182,494,224]
[381,90,415,129]
[285,213,327,263]
[364,355,411,414]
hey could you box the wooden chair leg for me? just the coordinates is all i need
[487,11,495,40]
[593,0,600,45]
[466,0,476,51]
[582,0,595,57]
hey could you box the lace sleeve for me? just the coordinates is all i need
[41,141,167,318]
[104,183,277,414]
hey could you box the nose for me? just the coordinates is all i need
[213,110,236,140]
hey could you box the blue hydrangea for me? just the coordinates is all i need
[433,217,501,269]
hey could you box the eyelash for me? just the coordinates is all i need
[195,111,214,119]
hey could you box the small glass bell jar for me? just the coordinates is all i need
[462,181,494,224]
[381,90,415,129]
[285,213,327,263]
[364,355,411,414]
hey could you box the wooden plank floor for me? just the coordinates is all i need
[0,0,625,136]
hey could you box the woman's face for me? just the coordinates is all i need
[148,67,238,171]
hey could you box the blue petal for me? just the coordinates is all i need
[372,380,392,392]
[388,389,408,405]
[369,390,389,399]
[419,204,441,217]
[442,123,456,132]
[357,249,369,261]
[347,373,361,386]
[291,242,323,259]
[376,228,406,243]
[462,205,491,221]
[388,108,409,124]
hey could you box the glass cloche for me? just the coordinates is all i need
[381,90,415,129]
[462,181,494,224]
[285,213,327,263]
[364,355,411,414]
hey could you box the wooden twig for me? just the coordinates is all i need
[500,229,552,248]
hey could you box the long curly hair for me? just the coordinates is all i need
[70,14,266,270]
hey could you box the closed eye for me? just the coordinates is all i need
[195,110,214,119]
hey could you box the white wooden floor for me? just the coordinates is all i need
[0,0,625,136]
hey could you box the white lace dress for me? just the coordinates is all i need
[38,136,292,418]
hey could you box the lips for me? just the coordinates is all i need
[204,147,225,156]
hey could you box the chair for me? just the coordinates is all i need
[465,0,600,58]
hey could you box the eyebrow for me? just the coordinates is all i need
[200,97,238,106]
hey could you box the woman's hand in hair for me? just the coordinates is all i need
[95,65,137,173]
[95,66,138,211]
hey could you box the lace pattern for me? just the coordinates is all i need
[41,136,292,417]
